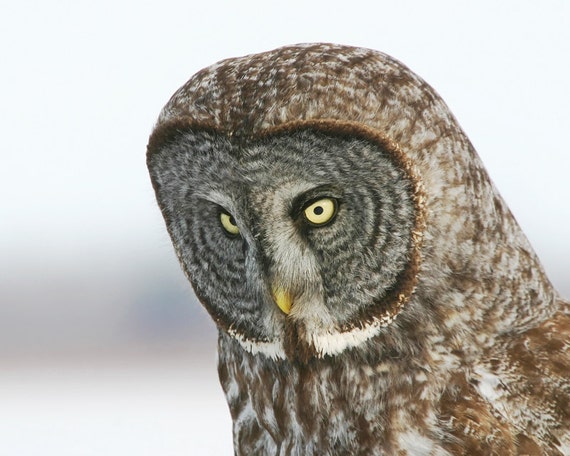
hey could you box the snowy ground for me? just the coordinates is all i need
[0,356,234,456]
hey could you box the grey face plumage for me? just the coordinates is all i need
[148,125,417,359]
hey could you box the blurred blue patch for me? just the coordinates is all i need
[130,278,211,341]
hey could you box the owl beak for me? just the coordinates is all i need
[271,285,292,315]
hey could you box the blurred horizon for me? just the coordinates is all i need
[2,215,570,363]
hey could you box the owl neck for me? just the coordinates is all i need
[217,328,455,453]
[422,191,559,349]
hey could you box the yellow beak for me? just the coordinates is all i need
[272,285,292,315]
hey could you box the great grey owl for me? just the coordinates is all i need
[147,43,570,454]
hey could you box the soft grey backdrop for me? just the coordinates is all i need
[1,1,568,454]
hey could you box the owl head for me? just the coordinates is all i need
[147,44,554,362]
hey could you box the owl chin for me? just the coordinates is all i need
[226,303,403,363]
[227,324,389,363]
[287,314,400,362]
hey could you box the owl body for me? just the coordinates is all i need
[147,44,570,454]
[217,310,570,455]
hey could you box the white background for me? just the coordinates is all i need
[1,1,568,454]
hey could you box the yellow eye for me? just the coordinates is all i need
[220,211,240,235]
[303,198,337,226]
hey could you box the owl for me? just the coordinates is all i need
[147,44,570,455]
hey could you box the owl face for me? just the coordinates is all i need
[148,123,420,360]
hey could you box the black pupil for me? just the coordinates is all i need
[313,206,324,216]
[229,215,236,226]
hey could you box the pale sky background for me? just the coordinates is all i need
[0,1,568,454]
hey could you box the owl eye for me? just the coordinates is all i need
[220,211,240,235]
[303,198,337,226]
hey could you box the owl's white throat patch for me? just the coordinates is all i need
[227,328,287,360]
[227,313,397,360]
[309,314,397,357]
